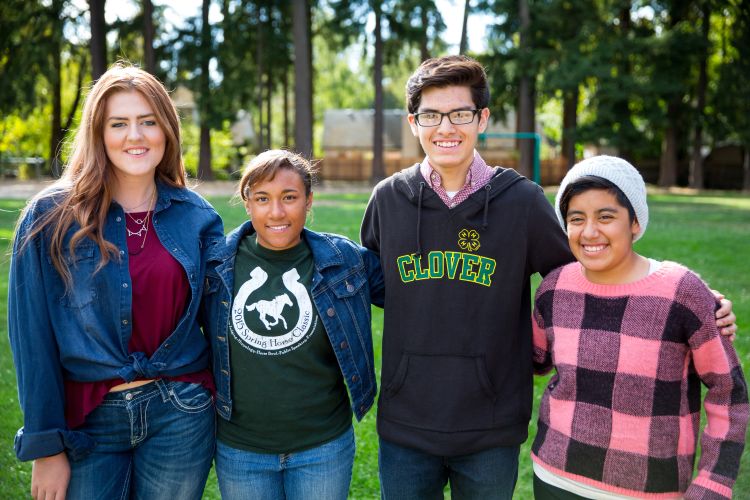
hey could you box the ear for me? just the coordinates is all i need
[244,199,252,219]
[407,113,419,137]
[631,218,640,239]
[306,192,314,212]
[478,108,490,133]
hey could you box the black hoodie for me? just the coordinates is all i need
[360,163,574,456]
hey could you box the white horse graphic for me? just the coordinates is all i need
[247,294,293,330]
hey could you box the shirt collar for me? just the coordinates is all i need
[419,151,487,190]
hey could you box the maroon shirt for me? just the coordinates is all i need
[64,212,213,428]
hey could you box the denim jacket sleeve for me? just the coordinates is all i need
[8,202,94,461]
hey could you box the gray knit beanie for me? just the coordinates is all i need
[554,155,649,242]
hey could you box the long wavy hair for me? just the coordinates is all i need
[20,63,187,285]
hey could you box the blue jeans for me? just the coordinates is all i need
[66,380,215,500]
[378,437,519,500]
[215,426,355,500]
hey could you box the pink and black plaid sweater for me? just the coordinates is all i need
[531,261,749,499]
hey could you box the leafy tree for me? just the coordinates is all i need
[481,0,540,177]
[108,2,169,81]
[536,0,601,169]
[0,0,86,175]
[576,1,651,162]
[324,0,444,182]
[712,0,750,190]
[652,1,703,186]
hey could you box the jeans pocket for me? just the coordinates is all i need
[168,382,213,413]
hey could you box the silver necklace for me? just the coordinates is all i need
[125,189,156,248]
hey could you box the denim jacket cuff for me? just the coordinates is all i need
[15,427,95,462]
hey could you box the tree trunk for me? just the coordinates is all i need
[266,64,273,147]
[562,87,579,170]
[658,99,679,187]
[292,0,313,158]
[420,7,430,62]
[49,25,63,178]
[517,0,535,179]
[613,4,635,160]
[198,126,213,180]
[283,67,290,147]
[371,1,385,183]
[143,0,156,74]
[89,0,107,80]
[63,54,86,133]
[689,4,709,189]
[256,11,265,151]
[743,147,750,192]
[459,0,470,55]
[658,7,688,188]
[197,0,213,180]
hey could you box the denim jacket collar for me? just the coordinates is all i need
[108,178,191,215]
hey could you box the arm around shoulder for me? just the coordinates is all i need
[526,185,574,277]
[360,245,384,308]
[360,186,381,254]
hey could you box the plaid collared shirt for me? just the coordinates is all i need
[419,152,496,208]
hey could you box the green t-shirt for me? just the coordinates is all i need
[217,234,352,453]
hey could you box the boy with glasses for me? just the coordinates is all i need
[360,55,737,499]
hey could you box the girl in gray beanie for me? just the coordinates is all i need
[530,156,748,499]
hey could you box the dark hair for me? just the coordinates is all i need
[405,55,490,114]
[559,176,636,224]
[240,149,316,200]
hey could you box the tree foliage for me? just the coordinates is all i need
[1,1,747,188]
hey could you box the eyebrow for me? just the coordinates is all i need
[251,188,300,195]
[567,207,620,217]
[417,107,475,113]
[107,113,156,121]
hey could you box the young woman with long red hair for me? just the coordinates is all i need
[9,64,223,499]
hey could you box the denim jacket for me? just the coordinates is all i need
[8,181,224,461]
[202,220,384,422]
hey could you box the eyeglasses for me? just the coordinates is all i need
[413,109,480,127]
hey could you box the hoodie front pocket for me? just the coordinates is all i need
[381,353,498,432]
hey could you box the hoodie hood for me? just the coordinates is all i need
[391,164,526,255]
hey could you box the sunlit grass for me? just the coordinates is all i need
[1,192,748,499]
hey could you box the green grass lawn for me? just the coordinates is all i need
[1,191,748,499]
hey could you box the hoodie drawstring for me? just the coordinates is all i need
[482,184,491,230]
[416,182,425,256]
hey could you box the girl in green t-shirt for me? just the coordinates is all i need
[203,150,384,500]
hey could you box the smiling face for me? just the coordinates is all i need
[245,168,313,251]
[408,85,489,180]
[103,90,166,184]
[566,188,642,284]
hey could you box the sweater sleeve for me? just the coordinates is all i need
[532,281,555,375]
[679,272,749,500]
